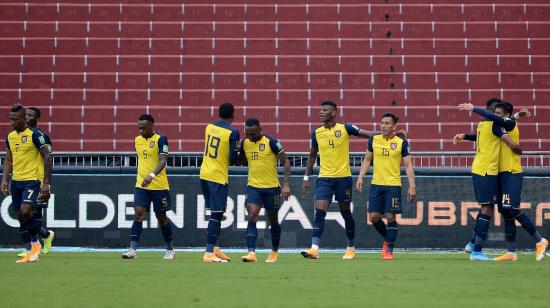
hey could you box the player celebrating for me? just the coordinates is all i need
[122,114,175,260]
[238,118,291,263]
[301,101,375,260]
[200,103,240,263]
[356,113,416,260]
[1,104,52,263]
[455,102,548,261]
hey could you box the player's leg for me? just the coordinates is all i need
[122,188,148,259]
[495,172,518,261]
[241,199,261,262]
[302,178,331,259]
[336,177,355,259]
[383,186,402,260]
[263,187,282,263]
[16,181,42,263]
[12,182,31,257]
[203,180,229,263]
[152,190,174,260]
[368,184,387,247]
[32,206,54,254]
[266,208,281,263]
[469,175,496,261]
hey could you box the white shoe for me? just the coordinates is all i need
[163,250,175,260]
[122,249,137,259]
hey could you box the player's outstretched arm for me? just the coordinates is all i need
[513,109,531,121]
[278,151,292,201]
[141,153,168,188]
[355,150,373,192]
[301,147,318,198]
[1,149,12,196]
[403,155,416,202]
[501,135,522,155]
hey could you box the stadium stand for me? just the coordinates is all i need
[0,2,549,154]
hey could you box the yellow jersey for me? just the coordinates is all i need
[135,132,169,190]
[6,127,48,181]
[499,123,522,174]
[312,123,360,178]
[242,135,284,188]
[200,121,240,185]
[471,120,506,176]
[368,134,410,186]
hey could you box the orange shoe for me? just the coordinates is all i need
[241,251,257,262]
[213,247,231,262]
[342,249,356,260]
[382,252,393,260]
[265,251,279,263]
[535,238,548,261]
[381,241,389,257]
[301,247,319,259]
[16,243,40,263]
[494,252,518,262]
[202,252,227,264]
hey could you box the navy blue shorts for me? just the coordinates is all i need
[200,179,228,213]
[245,186,281,211]
[368,184,402,214]
[497,172,523,212]
[314,177,353,203]
[133,188,172,213]
[10,180,41,211]
[472,174,499,205]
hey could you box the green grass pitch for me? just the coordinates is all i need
[1,252,549,308]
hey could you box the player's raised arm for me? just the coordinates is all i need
[1,147,12,196]
[356,150,373,192]
[514,108,531,121]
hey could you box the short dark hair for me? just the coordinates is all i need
[381,112,398,124]
[11,104,24,113]
[28,107,41,118]
[138,114,155,123]
[245,117,260,127]
[486,98,501,109]
[495,101,513,116]
[219,102,235,119]
[320,100,337,109]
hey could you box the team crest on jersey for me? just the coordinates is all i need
[259,144,265,152]
[21,136,28,143]
[334,130,342,138]
[149,141,155,148]
[390,142,398,150]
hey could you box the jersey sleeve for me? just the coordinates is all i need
[401,139,411,157]
[502,118,516,132]
[31,130,48,149]
[158,135,169,154]
[268,136,284,154]
[367,136,374,152]
[473,107,515,131]
[229,128,240,164]
[310,130,318,148]
[464,133,477,141]
[492,123,506,138]
[344,123,360,136]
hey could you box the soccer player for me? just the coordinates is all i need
[1,104,52,263]
[238,118,291,263]
[453,100,512,261]
[200,103,240,263]
[122,114,175,260]
[301,100,376,260]
[455,102,548,261]
[356,113,416,260]
[17,107,55,257]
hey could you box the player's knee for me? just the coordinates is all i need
[480,205,493,216]
[369,213,381,223]
[134,211,146,222]
[248,212,260,222]
[155,212,169,225]
[338,202,351,212]
[20,205,33,220]
[386,214,396,223]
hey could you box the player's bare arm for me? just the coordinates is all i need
[355,150,373,192]
[278,150,292,201]
[301,146,318,197]
[501,134,522,155]
[403,155,416,202]
[141,153,167,188]
[1,148,12,196]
